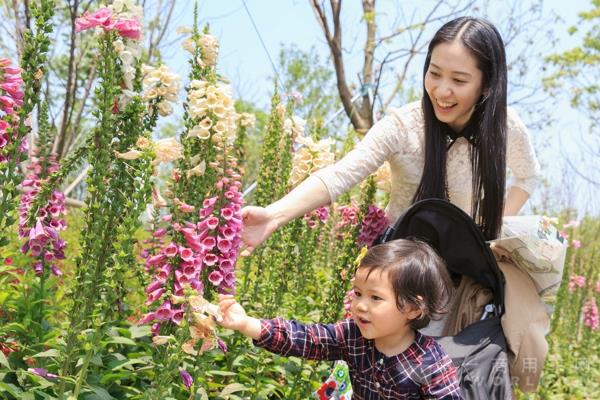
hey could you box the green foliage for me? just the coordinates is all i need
[276,44,340,129]
[253,84,285,208]
[545,0,600,126]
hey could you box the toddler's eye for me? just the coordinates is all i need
[371,295,382,301]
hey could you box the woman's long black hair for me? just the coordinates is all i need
[412,17,507,240]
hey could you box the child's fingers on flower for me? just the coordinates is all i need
[218,297,238,313]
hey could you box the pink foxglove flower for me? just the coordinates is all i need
[582,298,599,331]
[303,206,329,229]
[18,155,67,276]
[334,204,360,240]
[568,275,586,293]
[0,58,25,163]
[28,368,59,380]
[113,18,142,40]
[357,205,388,248]
[75,7,143,41]
[75,8,114,32]
[179,368,193,389]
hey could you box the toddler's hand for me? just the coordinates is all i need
[218,294,249,331]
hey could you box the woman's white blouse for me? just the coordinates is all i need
[312,101,541,223]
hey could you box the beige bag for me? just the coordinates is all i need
[490,216,568,308]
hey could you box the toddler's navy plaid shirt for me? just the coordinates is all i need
[254,318,463,399]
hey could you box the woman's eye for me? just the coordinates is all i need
[429,71,440,77]
[454,79,467,84]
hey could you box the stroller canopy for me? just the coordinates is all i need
[377,198,504,307]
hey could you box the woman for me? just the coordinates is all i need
[242,16,540,251]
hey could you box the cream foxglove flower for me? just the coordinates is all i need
[198,34,219,67]
[188,125,210,140]
[238,112,256,128]
[136,136,151,149]
[182,38,195,53]
[186,160,206,178]
[157,101,172,117]
[114,149,143,160]
[154,137,183,163]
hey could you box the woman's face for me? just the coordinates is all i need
[424,40,484,132]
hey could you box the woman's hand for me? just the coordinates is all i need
[240,177,331,254]
[240,206,280,255]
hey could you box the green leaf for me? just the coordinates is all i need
[194,387,209,400]
[129,325,151,339]
[32,349,60,358]
[86,385,115,400]
[219,383,249,397]
[0,351,10,370]
[110,358,150,371]
[100,372,132,385]
[0,382,22,397]
[207,370,237,377]
[33,389,58,399]
[105,336,136,346]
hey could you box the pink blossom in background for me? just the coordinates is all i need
[571,239,581,249]
[595,280,600,294]
[357,205,388,248]
[113,18,142,40]
[0,59,24,111]
[0,58,25,161]
[303,206,329,229]
[568,275,587,293]
[75,8,114,32]
[291,90,304,105]
[582,298,599,331]
[75,7,142,41]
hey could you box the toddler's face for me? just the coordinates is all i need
[351,268,420,347]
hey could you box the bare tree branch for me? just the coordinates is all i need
[53,0,80,159]
[63,63,97,158]
[310,0,372,132]
[147,0,176,62]
[64,166,90,196]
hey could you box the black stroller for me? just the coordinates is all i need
[376,199,512,399]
